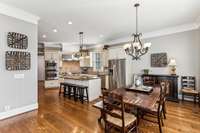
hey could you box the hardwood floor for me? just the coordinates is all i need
[0,82,199,133]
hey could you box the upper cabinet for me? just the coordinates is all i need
[79,51,108,70]
[45,52,60,61]
[108,47,126,59]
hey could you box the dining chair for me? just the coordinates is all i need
[102,91,138,133]
[140,83,166,133]
[181,76,199,104]
[160,81,170,119]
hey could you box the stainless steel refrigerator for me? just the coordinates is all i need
[108,59,126,89]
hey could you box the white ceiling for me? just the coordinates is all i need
[1,0,200,45]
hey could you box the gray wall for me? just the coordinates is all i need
[0,14,38,112]
[132,30,200,90]
[108,29,200,93]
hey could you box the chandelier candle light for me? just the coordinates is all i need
[124,3,151,60]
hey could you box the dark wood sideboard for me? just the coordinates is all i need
[141,74,179,102]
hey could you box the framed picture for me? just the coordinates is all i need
[7,32,28,49]
[6,51,31,71]
[151,53,167,67]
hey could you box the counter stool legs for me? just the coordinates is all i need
[78,87,89,104]
[68,86,72,99]
[59,84,62,96]
[61,83,89,104]
[86,87,89,103]
[73,87,78,101]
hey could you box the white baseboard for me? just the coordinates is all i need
[0,103,38,120]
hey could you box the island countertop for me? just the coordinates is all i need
[63,74,99,81]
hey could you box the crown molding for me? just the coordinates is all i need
[0,2,40,24]
[142,23,198,39]
[105,22,199,45]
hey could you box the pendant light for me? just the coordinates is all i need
[124,3,151,60]
[74,32,89,58]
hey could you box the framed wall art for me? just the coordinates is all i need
[7,32,28,49]
[6,51,31,71]
[151,53,167,67]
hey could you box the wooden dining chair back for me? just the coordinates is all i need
[181,76,196,89]
[181,76,199,103]
[102,91,137,133]
[141,82,166,133]
[160,81,170,119]
[102,91,125,128]
[158,83,166,114]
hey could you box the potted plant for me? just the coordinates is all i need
[143,69,150,75]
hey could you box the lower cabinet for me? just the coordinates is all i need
[45,80,59,88]
[142,74,179,102]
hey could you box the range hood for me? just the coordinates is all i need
[62,54,79,61]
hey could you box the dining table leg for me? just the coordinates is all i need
[136,108,141,124]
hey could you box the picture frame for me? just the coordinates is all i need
[151,53,167,67]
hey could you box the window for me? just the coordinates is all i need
[92,52,102,70]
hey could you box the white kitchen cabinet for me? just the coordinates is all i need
[45,52,60,61]
[45,80,59,88]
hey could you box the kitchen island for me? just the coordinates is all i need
[61,74,101,102]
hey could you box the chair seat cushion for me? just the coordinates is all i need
[106,110,136,127]
[182,88,199,94]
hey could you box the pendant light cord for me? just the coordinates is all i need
[79,32,83,49]
[135,3,139,34]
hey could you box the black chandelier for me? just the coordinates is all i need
[124,3,151,60]
[74,32,89,58]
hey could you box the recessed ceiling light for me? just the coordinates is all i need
[68,21,72,25]
[42,34,47,38]
[53,29,58,33]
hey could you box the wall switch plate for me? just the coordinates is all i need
[14,74,24,79]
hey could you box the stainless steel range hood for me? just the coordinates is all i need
[62,54,79,61]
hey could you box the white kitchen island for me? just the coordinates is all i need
[62,75,101,102]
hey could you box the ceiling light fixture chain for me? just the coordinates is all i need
[124,3,151,60]
[79,32,84,50]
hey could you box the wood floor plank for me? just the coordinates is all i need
[0,82,199,133]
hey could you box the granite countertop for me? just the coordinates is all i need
[63,74,99,81]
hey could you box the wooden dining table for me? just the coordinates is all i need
[110,86,161,111]
[93,85,161,122]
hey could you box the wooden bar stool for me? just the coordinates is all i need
[77,85,89,104]
[63,84,79,102]
[59,82,69,96]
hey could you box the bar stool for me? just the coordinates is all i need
[64,83,71,97]
[59,82,68,96]
[60,83,73,98]
[77,85,89,104]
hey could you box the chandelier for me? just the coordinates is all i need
[74,32,89,58]
[124,3,151,60]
